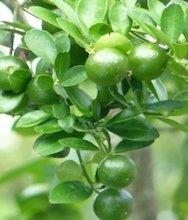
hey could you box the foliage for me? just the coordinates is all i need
[0,0,188,219]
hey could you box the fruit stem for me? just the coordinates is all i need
[76,150,99,193]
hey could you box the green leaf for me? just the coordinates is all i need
[172,42,188,59]
[58,138,98,151]
[3,21,32,31]
[49,181,92,204]
[173,90,188,101]
[36,74,53,90]
[52,102,69,119]
[35,118,62,134]
[29,6,60,27]
[122,0,137,8]
[148,0,165,24]
[54,32,71,53]
[107,108,141,126]
[58,115,75,133]
[55,52,70,80]
[25,29,57,64]
[109,2,132,35]
[144,24,172,48]
[89,23,112,41]
[146,79,168,101]
[0,91,25,113]
[9,69,32,93]
[115,139,154,153]
[76,0,108,28]
[61,65,87,87]
[161,3,184,42]
[107,117,159,141]
[56,160,83,182]
[171,90,188,115]
[57,18,90,48]
[156,116,188,133]
[65,86,93,117]
[143,100,185,115]
[16,110,50,128]
[53,0,80,27]
[34,132,67,156]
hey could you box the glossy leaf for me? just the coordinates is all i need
[0,91,25,113]
[143,100,185,115]
[61,65,87,87]
[107,108,141,126]
[161,3,184,42]
[25,29,57,64]
[146,79,168,101]
[115,139,154,153]
[34,132,67,156]
[148,0,165,24]
[53,0,80,27]
[76,0,108,28]
[54,32,71,53]
[65,86,93,117]
[16,110,50,128]
[58,138,98,151]
[56,160,83,182]
[109,2,132,35]
[107,117,159,141]
[58,115,75,133]
[55,52,70,80]
[52,102,69,119]
[49,181,92,204]
[57,18,90,48]
[35,118,62,134]
[122,0,137,8]
[89,23,112,41]
[29,6,60,27]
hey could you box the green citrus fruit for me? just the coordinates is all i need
[26,74,58,105]
[97,154,137,188]
[85,48,129,86]
[95,32,132,54]
[0,56,28,91]
[93,188,133,220]
[129,43,168,81]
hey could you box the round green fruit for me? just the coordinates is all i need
[129,43,168,81]
[85,48,129,86]
[93,188,133,220]
[0,56,28,91]
[26,74,58,105]
[95,32,132,54]
[97,155,137,188]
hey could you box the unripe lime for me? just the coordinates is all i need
[95,32,132,54]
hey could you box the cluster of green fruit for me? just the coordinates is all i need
[93,154,137,220]
[86,32,168,85]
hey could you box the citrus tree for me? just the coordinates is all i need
[0,0,188,219]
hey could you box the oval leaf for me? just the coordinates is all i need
[25,29,57,64]
[109,2,132,35]
[58,138,98,151]
[55,52,70,80]
[61,65,87,87]
[65,86,93,117]
[115,139,154,153]
[16,110,50,128]
[34,118,62,134]
[49,181,92,204]
[107,117,159,141]
[77,0,108,28]
[0,91,25,113]
[161,3,184,42]
[34,132,67,156]
[56,160,83,182]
